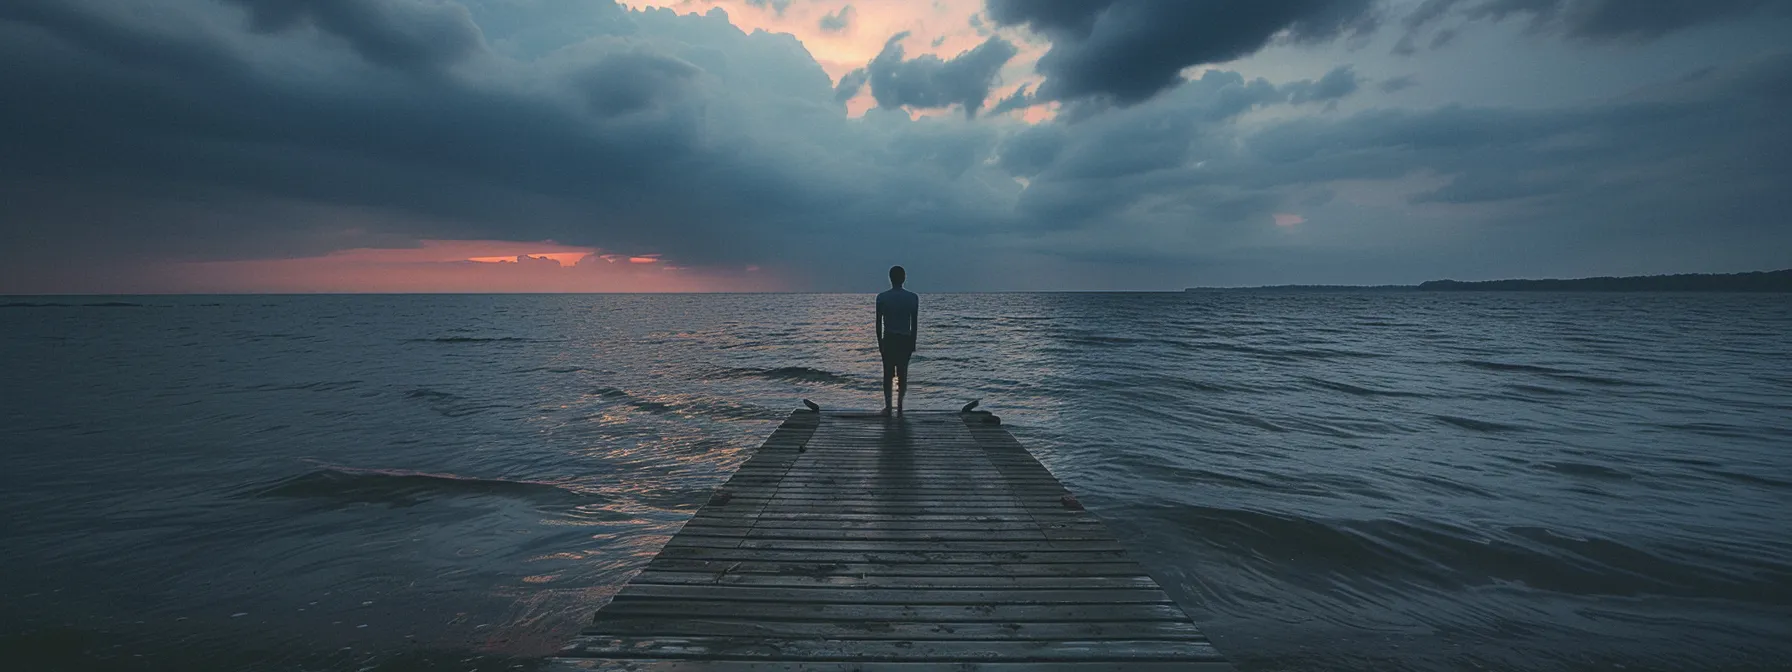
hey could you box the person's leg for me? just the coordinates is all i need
[882,359,895,413]
[895,362,908,412]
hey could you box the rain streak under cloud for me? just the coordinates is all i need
[1,0,1789,292]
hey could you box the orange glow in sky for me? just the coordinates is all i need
[466,252,592,265]
[161,240,782,293]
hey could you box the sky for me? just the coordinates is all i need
[2,0,1789,293]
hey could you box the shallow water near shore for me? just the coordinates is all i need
[2,292,1789,671]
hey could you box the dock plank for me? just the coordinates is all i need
[559,410,1231,669]
[564,636,1226,661]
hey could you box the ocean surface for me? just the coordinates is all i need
[2,292,1789,671]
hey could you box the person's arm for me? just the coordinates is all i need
[875,299,886,343]
[909,296,918,339]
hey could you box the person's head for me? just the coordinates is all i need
[888,265,906,288]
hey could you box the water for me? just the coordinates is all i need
[2,293,1789,671]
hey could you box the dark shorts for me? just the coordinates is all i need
[880,332,915,368]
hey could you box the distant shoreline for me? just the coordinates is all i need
[1188,269,1792,292]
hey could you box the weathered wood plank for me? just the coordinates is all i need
[662,538,1129,552]
[714,491,1066,500]
[614,585,1174,605]
[562,636,1227,662]
[677,518,1076,531]
[583,617,1206,641]
[628,572,1162,589]
[674,527,1056,541]
[589,600,1193,623]
[684,516,1096,526]
[639,560,1155,577]
[706,504,1074,515]
[554,661,1234,671]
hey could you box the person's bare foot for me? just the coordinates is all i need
[880,407,893,417]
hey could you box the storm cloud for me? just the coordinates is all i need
[865,31,1019,117]
[986,0,1377,104]
[224,0,487,72]
[1398,0,1792,54]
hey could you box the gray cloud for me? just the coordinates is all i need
[833,67,869,101]
[1399,0,1789,54]
[985,0,1377,104]
[866,32,1019,118]
[575,49,702,117]
[819,5,853,33]
[987,83,1034,116]
[987,51,1792,275]
[744,0,792,17]
[1284,65,1361,106]
[225,0,487,72]
[1379,74,1419,92]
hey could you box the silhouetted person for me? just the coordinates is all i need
[876,266,918,415]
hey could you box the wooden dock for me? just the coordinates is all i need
[557,409,1232,671]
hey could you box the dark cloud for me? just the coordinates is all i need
[833,67,869,101]
[1199,70,1285,120]
[1399,0,1788,54]
[744,0,792,17]
[989,52,1792,275]
[1283,65,1360,106]
[819,5,853,33]
[987,84,1034,116]
[224,0,487,72]
[994,124,1066,178]
[1379,74,1419,92]
[986,0,1377,104]
[865,32,1018,118]
[575,49,702,117]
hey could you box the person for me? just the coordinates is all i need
[875,265,918,416]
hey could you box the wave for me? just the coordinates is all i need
[1693,467,1792,489]
[253,467,596,507]
[515,366,584,374]
[628,400,676,414]
[404,388,513,417]
[405,388,460,401]
[1165,505,1789,603]
[1507,383,1580,397]
[1303,376,1423,398]
[1538,461,1633,481]
[1460,359,1566,374]
[239,380,363,393]
[719,366,852,384]
[1061,334,1151,346]
[1,301,147,308]
[407,336,551,344]
[1460,359,1651,388]
[1434,414,1526,432]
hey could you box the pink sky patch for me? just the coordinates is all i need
[155,240,780,293]
[1274,213,1307,227]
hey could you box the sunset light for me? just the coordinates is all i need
[156,240,779,293]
